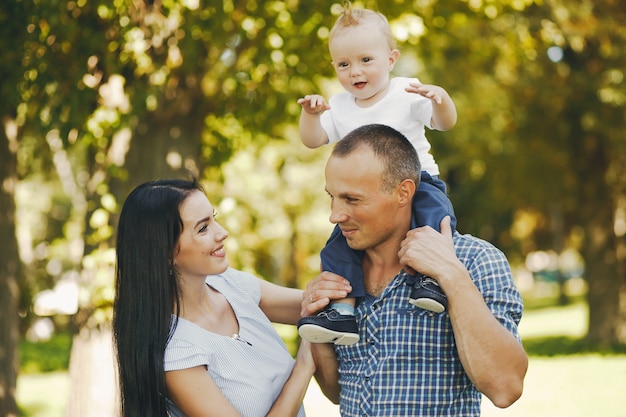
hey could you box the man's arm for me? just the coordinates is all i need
[440,260,527,407]
[399,217,528,408]
[310,343,341,404]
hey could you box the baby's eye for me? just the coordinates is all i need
[338,62,348,68]
[362,57,371,63]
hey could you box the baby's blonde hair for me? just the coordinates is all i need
[329,2,397,50]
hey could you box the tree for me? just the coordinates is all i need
[12,1,339,414]
[378,0,626,344]
[1,0,31,413]
[466,0,626,344]
[0,121,21,417]
[519,0,626,344]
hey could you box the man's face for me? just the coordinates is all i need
[324,147,400,252]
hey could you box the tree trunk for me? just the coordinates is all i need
[65,109,204,417]
[65,326,117,417]
[583,182,625,345]
[0,117,21,417]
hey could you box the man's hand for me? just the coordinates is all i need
[301,271,352,317]
[398,216,457,281]
[297,94,331,115]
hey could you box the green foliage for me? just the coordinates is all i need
[19,332,72,374]
[3,0,626,345]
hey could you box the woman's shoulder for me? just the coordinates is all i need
[209,268,261,303]
[165,318,214,370]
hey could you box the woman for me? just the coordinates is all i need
[113,179,313,417]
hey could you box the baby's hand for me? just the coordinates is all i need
[297,94,330,114]
[406,82,447,105]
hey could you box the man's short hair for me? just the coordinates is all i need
[332,124,421,192]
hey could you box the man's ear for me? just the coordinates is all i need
[397,179,416,207]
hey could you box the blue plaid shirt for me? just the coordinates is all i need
[335,232,524,417]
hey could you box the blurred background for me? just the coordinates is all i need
[1,0,625,416]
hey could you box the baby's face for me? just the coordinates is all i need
[329,24,398,106]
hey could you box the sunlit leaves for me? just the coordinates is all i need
[4,0,625,345]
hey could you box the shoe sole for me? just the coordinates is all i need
[298,324,360,345]
[409,298,446,313]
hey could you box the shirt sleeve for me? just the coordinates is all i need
[320,101,342,143]
[221,268,261,305]
[458,236,524,342]
[403,77,434,130]
[164,337,209,371]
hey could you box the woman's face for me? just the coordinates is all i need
[173,191,229,279]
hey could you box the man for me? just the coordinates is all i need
[301,124,528,416]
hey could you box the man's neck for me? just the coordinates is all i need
[362,245,403,297]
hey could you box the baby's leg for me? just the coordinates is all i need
[407,172,456,313]
[297,226,361,345]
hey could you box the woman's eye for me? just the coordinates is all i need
[199,224,208,233]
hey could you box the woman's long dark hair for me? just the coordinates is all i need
[113,179,204,417]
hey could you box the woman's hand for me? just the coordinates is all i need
[300,272,352,317]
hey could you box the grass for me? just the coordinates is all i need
[480,301,626,417]
[17,372,68,417]
[17,331,72,417]
[17,299,626,417]
[481,355,626,417]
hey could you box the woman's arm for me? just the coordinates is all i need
[165,343,315,417]
[258,279,303,325]
[259,271,352,325]
[267,341,315,416]
[165,366,243,417]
